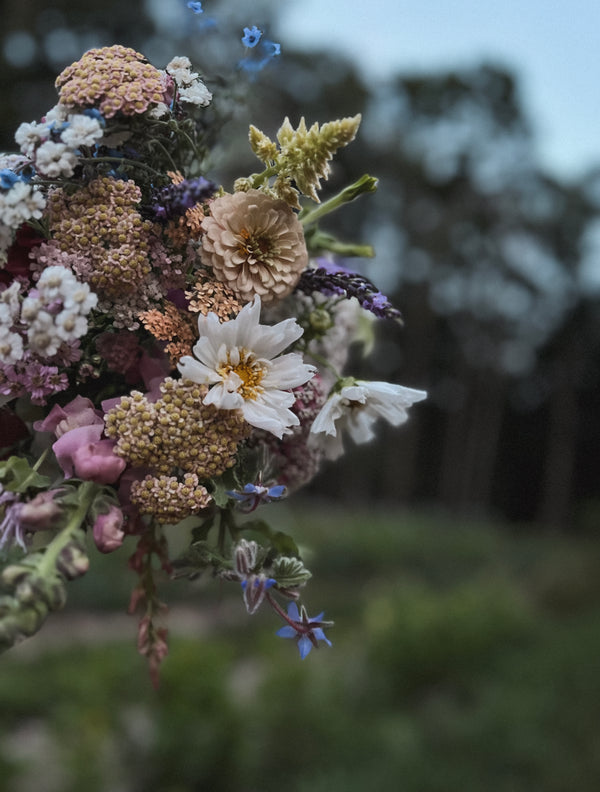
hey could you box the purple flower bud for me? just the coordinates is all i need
[92,505,125,553]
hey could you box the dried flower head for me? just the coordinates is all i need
[200,190,308,304]
[185,277,242,320]
[55,45,167,117]
[46,176,154,300]
[139,303,197,365]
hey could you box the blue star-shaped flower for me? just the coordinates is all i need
[276,602,333,659]
[187,1,203,13]
[227,482,287,513]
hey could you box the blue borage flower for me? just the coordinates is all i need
[297,260,404,323]
[276,601,333,659]
[187,1,203,13]
[227,482,287,513]
[233,538,278,614]
[82,108,106,127]
[242,26,262,48]
[238,35,281,76]
[0,169,21,190]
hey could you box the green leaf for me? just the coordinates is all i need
[240,519,273,540]
[270,530,300,558]
[271,556,312,588]
[191,514,215,542]
[0,456,52,493]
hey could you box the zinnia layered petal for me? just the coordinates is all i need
[200,189,308,303]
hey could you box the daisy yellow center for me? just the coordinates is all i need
[218,348,267,400]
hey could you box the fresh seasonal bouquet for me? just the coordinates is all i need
[0,34,426,683]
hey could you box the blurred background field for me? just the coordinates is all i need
[2,505,600,791]
[1,0,600,789]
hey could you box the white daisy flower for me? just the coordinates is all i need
[37,265,77,300]
[55,310,88,341]
[0,182,45,227]
[34,140,78,178]
[26,312,62,357]
[14,121,48,157]
[166,56,192,75]
[0,328,24,364]
[0,281,22,322]
[148,102,171,120]
[310,379,427,460]
[178,79,212,106]
[61,114,104,148]
[20,295,43,323]
[61,280,98,314]
[178,296,315,438]
[43,104,70,125]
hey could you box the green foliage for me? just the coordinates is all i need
[2,509,600,791]
[0,455,51,494]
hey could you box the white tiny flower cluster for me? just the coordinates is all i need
[0,266,98,362]
[0,170,46,262]
[14,106,104,178]
[0,282,24,364]
[165,56,213,107]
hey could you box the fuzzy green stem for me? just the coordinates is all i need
[38,481,100,577]
[249,166,278,189]
[148,139,179,173]
[305,228,375,258]
[300,174,378,227]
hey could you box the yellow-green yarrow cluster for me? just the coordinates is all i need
[104,377,251,479]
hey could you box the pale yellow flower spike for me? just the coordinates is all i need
[248,114,362,206]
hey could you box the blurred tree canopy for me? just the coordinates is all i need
[0,0,598,528]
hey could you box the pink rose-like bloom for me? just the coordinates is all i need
[93,505,125,553]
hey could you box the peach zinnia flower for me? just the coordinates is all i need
[200,189,308,304]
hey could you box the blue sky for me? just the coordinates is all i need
[276,0,600,181]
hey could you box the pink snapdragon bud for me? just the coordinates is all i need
[53,425,126,484]
[19,490,63,529]
[71,438,126,484]
[34,395,103,437]
[92,505,125,553]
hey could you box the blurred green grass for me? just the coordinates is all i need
[1,504,600,791]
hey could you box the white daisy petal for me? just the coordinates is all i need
[310,379,427,458]
[178,295,313,437]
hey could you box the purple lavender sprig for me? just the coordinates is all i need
[296,261,403,323]
[149,176,217,220]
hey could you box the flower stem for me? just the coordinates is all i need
[250,166,278,189]
[300,174,378,227]
[266,590,297,627]
[38,481,99,577]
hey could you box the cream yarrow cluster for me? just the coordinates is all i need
[104,377,251,478]
[130,473,212,524]
[247,115,362,207]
